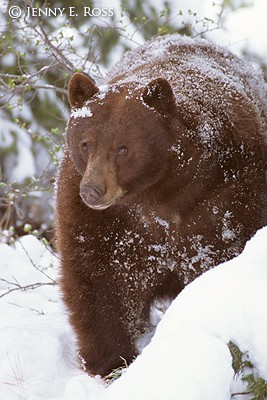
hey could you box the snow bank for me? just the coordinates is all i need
[0,236,78,399]
[105,227,267,400]
[1,228,267,399]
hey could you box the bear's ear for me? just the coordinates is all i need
[68,73,99,108]
[142,78,176,116]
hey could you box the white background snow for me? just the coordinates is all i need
[1,0,267,399]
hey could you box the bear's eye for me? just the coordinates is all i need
[117,145,128,156]
[80,140,90,154]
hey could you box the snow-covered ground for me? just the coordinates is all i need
[1,227,267,400]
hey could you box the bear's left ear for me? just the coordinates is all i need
[68,73,99,108]
[142,78,176,116]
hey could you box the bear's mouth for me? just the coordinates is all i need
[80,188,127,210]
[88,200,116,210]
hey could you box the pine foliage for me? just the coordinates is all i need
[229,342,267,400]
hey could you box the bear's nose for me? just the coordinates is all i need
[80,185,104,206]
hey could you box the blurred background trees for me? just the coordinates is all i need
[0,0,265,243]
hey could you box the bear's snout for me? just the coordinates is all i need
[80,185,105,207]
[79,160,126,210]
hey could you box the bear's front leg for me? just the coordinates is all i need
[61,269,138,377]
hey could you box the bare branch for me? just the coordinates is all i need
[17,239,57,284]
[0,84,67,99]
[0,278,57,299]
[32,17,74,73]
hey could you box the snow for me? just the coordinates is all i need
[1,227,267,399]
[97,85,109,100]
[70,105,93,119]
[0,112,36,184]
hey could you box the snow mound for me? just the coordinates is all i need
[1,228,267,399]
[105,227,267,400]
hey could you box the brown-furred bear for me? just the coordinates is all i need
[55,34,267,377]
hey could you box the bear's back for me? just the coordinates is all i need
[106,35,267,142]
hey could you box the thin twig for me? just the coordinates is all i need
[231,391,250,398]
[6,353,24,396]
[17,239,57,283]
[0,278,56,299]
[0,84,68,98]
[34,19,74,72]
[8,301,45,315]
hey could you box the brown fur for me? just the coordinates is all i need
[55,34,267,377]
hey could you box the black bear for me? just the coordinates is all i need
[55,34,267,377]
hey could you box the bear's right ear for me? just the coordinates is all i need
[68,73,99,108]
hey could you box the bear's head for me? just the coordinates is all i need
[66,73,178,210]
